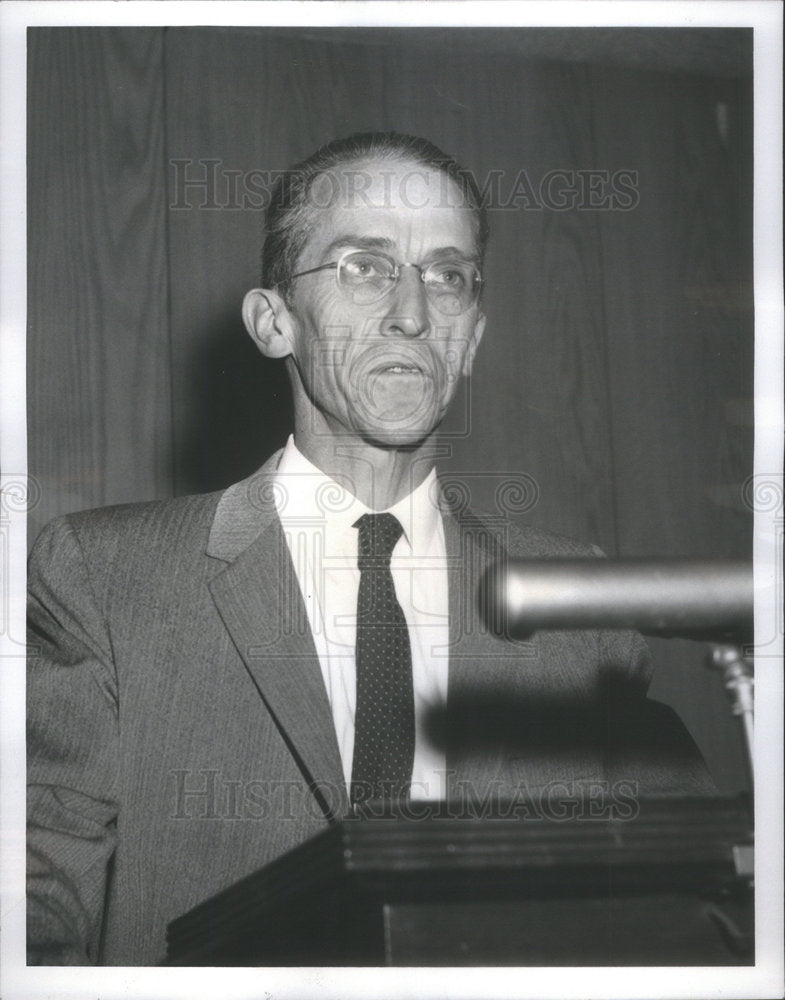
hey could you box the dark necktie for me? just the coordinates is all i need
[350,512,415,808]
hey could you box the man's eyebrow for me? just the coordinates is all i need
[425,246,480,263]
[322,236,479,263]
[322,235,395,256]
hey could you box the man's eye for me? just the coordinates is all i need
[432,264,468,289]
[343,254,384,279]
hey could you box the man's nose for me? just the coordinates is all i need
[379,265,429,338]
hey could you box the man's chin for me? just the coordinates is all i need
[355,420,441,451]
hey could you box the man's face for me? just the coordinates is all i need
[283,157,485,449]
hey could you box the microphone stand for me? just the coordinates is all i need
[708,643,754,790]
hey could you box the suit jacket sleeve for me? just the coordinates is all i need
[27,516,120,965]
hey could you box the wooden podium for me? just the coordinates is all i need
[165,796,753,966]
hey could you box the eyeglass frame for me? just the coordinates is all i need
[281,248,483,315]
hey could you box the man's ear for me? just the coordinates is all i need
[242,288,296,359]
[461,311,486,377]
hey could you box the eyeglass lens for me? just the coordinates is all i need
[338,251,479,315]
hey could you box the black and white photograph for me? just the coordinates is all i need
[1,2,782,999]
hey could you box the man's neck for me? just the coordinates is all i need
[292,431,439,510]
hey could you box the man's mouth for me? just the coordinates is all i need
[354,345,437,385]
[377,364,422,375]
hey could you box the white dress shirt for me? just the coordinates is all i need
[274,436,449,800]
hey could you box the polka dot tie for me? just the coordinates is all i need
[350,513,415,809]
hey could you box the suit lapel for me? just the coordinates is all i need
[206,455,348,819]
[443,506,521,794]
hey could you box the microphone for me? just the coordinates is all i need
[481,558,753,642]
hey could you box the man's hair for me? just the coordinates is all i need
[261,131,489,293]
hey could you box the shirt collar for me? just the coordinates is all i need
[275,435,441,553]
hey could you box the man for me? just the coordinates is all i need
[27,132,712,966]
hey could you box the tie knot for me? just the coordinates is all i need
[354,512,404,569]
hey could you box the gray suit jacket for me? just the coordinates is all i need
[27,453,713,965]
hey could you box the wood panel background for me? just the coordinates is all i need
[27,28,173,528]
[27,27,754,793]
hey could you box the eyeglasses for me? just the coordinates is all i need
[287,249,482,316]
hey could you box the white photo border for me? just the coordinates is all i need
[1,3,782,999]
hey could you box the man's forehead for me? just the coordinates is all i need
[302,158,478,260]
[308,157,473,214]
